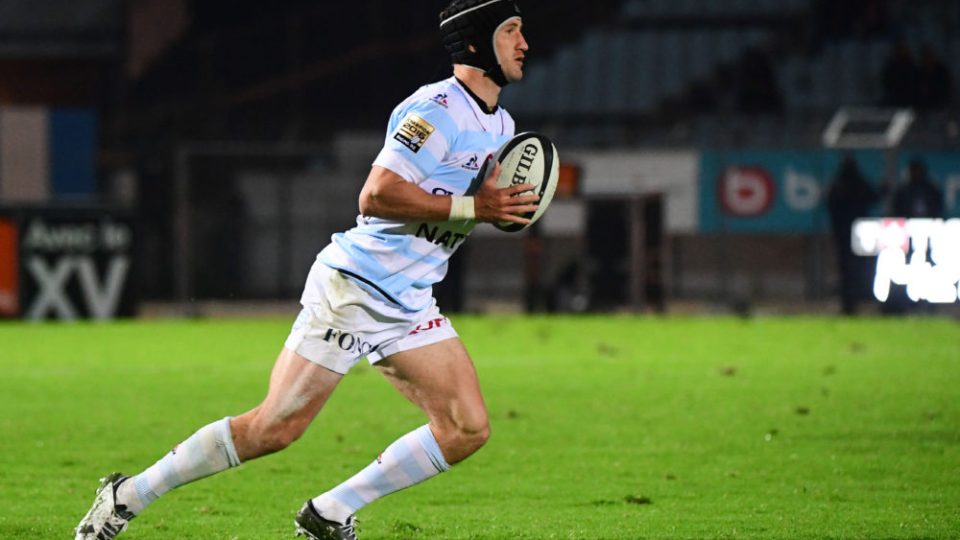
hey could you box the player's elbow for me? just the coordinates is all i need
[358,190,373,215]
[360,179,396,217]
[358,186,381,216]
[360,167,407,217]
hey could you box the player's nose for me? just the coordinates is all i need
[517,33,529,52]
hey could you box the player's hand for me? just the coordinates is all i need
[473,160,540,224]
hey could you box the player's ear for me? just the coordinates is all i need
[468,44,477,53]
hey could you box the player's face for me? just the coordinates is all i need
[495,18,528,83]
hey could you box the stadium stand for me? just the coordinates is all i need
[6,0,954,304]
[500,0,958,150]
[95,0,957,154]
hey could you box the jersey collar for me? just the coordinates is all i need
[454,76,499,115]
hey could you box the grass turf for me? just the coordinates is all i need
[0,315,958,539]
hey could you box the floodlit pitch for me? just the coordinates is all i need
[1,316,958,539]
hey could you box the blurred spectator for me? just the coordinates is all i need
[853,0,891,39]
[880,41,919,107]
[547,260,589,313]
[812,0,855,42]
[683,80,719,114]
[916,44,954,110]
[892,158,944,218]
[885,157,944,314]
[826,154,884,315]
[812,0,890,44]
[735,47,783,114]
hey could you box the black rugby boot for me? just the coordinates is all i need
[294,500,358,540]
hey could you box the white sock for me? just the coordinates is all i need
[313,425,450,523]
[116,417,241,515]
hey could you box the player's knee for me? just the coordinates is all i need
[465,408,491,443]
[466,421,491,451]
[441,414,490,462]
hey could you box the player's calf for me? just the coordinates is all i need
[231,410,313,458]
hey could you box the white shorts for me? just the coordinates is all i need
[284,261,458,374]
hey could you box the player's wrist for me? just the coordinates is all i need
[449,196,475,220]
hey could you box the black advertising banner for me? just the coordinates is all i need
[0,208,137,320]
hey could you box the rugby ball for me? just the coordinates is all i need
[491,132,559,232]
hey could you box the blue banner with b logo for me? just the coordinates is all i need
[698,150,960,233]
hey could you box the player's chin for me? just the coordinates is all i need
[506,68,524,83]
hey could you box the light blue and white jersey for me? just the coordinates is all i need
[318,77,515,311]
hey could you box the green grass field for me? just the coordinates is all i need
[1,315,958,539]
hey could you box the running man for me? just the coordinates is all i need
[75,1,532,538]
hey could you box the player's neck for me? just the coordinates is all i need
[453,65,501,112]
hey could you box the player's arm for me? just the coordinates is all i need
[358,162,539,224]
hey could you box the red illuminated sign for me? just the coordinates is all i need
[0,219,18,317]
[718,166,775,217]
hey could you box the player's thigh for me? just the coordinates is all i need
[375,337,488,432]
[236,346,343,438]
[261,346,343,422]
[231,347,344,459]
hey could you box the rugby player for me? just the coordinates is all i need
[75,1,533,538]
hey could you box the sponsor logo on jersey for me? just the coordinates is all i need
[409,317,447,335]
[462,154,481,171]
[393,113,435,154]
[323,327,380,356]
[430,93,449,108]
[415,223,468,250]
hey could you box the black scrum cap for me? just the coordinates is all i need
[439,0,522,87]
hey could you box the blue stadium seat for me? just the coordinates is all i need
[653,0,670,17]
[554,46,584,115]
[498,76,522,113]
[673,0,697,17]
[621,0,646,20]
[834,42,861,105]
[687,30,716,81]
[917,18,946,50]
[779,0,806,13]
[580,31,608,114]
[725,0,749,18]
[778,58,806,110]
[952,39,960,91]
[602,32,632,114]
[658,31,687,98]
[715,30,742,65]
[625,32,657,113]
[502,62,547,115]
[744,29,767,48]
[810,60,833,110]
[865,40,887,76]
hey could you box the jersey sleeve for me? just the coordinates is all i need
[372,99,458,185]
